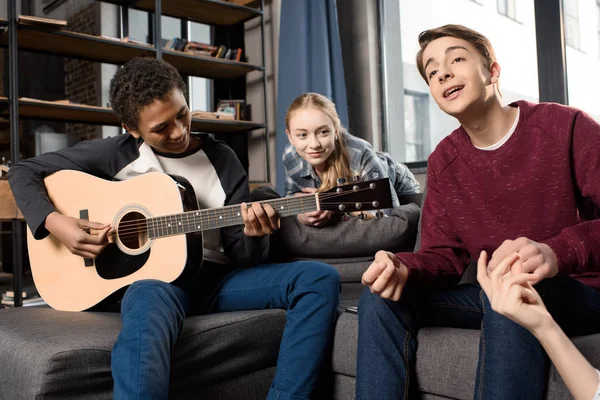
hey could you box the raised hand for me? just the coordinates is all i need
[477,251,552,335]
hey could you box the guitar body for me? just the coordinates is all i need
[26,171,203,312]
[26,170,393,312]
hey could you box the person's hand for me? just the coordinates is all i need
[361,250,409,301]
[487,237,559,284]
[295,188,333,227]
[477,251,553,335]
[45,211,111,259]
[240,201,280,237]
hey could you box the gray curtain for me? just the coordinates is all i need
[275,0,349,194]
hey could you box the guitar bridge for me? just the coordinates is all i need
[79,209,94,267]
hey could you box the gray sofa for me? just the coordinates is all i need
[0,189,598,399]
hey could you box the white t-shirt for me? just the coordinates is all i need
[476,107,520,151]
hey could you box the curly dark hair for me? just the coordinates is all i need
[108,57,187,131]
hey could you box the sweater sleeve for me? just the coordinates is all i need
[542,111,600,275]
[7,135,138,239]
[395,166,470,288]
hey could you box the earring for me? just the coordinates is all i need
[334,135,338,140]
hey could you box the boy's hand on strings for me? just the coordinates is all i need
[487,237,559,284]
[45,211,111,259]
[295,188,332,227]
[240,202,280,237]
[477,251,553,335]
[362,250,409,301]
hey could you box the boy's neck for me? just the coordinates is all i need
[457,99,518,148]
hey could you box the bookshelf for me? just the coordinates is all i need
[0,97,266,133]
[0,22,264,79]
[3,0,271,307]
[101,0,262,26]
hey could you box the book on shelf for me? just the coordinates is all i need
[191,110,235,121]
[216,99,251,121]
[164,38,243,62]
[18,15,67,29]
[2,286,46,307]
[5,285,37,299]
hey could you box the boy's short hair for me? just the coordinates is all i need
[109,57,187,131]
[416,24,497,83]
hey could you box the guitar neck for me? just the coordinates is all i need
[146,194,319,239]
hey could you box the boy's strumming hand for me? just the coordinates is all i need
[361,250,409,301]
[240,202,280,237]
[45,211,111,259]
[487,237,559,284]
[477,251,553,336]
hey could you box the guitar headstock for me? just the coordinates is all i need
[318,178,393,213]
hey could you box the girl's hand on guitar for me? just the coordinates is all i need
[240,202,280,237]
[45,211,112,259]
[295,188,333,227]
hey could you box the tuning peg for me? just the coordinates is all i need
[352,175,361,182]
[342,213,350,222]
[376,210,384,219]
[336,177,346,186]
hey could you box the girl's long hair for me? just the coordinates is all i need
[285,93,353,193]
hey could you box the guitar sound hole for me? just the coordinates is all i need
[118,211,148,251]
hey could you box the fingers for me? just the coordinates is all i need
[72,243,106,259]
[504,272,539,288]
[522,254,544,273]
[379,274,400,299]
[83,226,111,245]
[241,202,280,236]
[250,202,270,235]
[361,260,387,286]
[262,203,280,231]
[79,220,109,230]
[301,187,318,193]
[490,252,521,280]
[370,263,396,294]
[476,251,490,292]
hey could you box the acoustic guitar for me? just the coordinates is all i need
[26,170,393,311]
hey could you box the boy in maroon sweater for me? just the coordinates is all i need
[355,25,600,399]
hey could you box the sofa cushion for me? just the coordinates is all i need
[278,203,420,260]
[0,307,286,400]
[332,312,600,400]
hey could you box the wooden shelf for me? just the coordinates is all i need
[0,22,262,79]
[163,49,262,79]
[0,23,156,65]
[0,97,265,133]
[103,0,262,26]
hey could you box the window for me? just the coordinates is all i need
[403,91,429,163]
[497,0,517,20]
[563,0,580,49]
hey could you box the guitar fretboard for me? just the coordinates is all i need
[146,195,319,239]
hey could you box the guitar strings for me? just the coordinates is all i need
[104,187,382,239]
[112,187,377,230]
[110,197,383,239]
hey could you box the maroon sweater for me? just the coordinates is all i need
[397,101,600,290]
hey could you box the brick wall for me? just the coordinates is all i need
[64,1,101,139]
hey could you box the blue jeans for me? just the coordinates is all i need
[111,261,341,400]
[355,276,600,400]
